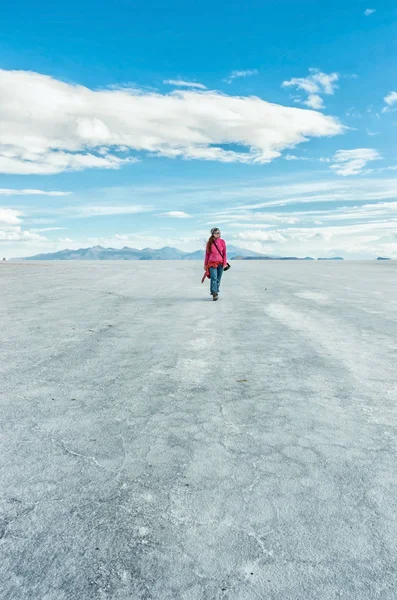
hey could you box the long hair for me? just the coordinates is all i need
[206,234,215,254]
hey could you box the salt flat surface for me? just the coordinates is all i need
[1,261,397,599]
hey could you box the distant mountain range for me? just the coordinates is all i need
[10,245,346,261]
[13,244,266,261]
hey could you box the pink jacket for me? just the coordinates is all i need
[204,238,228,268]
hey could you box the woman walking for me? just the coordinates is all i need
[202,227,229,301]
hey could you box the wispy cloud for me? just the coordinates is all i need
[7,184,397,258]
[236,230,286,242]
[364,8,376,16]
[0,69,343,173]
[94,176,397,214]
[163,79,207,89]
[88,232,207,250]
[282,68,339,110]
[0,188,70,196]
[383,91,397,112]
[303,201,397,223]
[75,205,153,218]
[226,205,397,258]
[197,176,397,214]
[206,195,397,247]
[228,218,397,259]
[30,227,68,232]
[159,211,192,218]
[284,154,309,161]
[23,204,153,219]
[0,151,135,175]
[224,69,259,83]
[330,148,381,176]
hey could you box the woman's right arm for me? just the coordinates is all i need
[204,246,209,268]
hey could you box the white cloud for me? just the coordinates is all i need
[383,91,397,111]
[2,231,199,258]
[160,211,192,218]
[201,176,397,257]
[284,154,309,161]
[0,226,46,242]
[364,8,376,16]
[236,230,286,242]
[0,69,343,173]
[0,188,70,196]
[345,107,363,118]
[86,232,207,251]
[224,69,259,83]
[197,177,397,215]
[385,91,397,105]
[163,80,207,89]
[31,227,68,232]
[220,216,300,227]
[0,208,23,225]
[228,222,273,228]
[282,69,339,110]
[76,205,153,217]
[7,174,397,259]
[305,94,324,110]
[0,207,50,247]
[223,200,397,227]
[0,151,134,175]
[306,201,397,223]
[5,196,397,258]
[230,218,397,259]
[330,148,381,176]
[310,71,339,95]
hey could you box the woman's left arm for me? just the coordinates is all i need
[223,240,228,267]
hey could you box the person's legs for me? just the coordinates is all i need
[209,267,218,295]
[217,265,224,293]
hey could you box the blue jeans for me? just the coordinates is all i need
[210,265,224,294]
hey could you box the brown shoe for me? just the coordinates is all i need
[213,293,218,301]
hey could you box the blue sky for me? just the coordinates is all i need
[1,0,397,258]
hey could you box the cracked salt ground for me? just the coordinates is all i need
[1,260,397,599]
